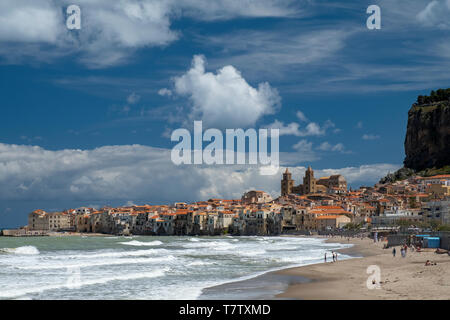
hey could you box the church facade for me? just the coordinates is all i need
[281,166,347,196]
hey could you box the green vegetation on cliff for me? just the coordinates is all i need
[417,165,450,177]
[416,88,450,105]
[379,166,450,184]
[379,167,415,184]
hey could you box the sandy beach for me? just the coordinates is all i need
[275,236,450,300]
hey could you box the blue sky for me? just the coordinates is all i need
[1,0,450,227]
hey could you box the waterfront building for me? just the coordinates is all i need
[28,210,73,232]
[28,210,49,231]
[192,211,208,234]
[47,211,72,231]
[315,215,352,230]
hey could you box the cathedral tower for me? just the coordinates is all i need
[281,168,294,196]
[303,166,316,194]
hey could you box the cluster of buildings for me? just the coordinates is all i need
[14,168,450,237]
[281,166,347,196]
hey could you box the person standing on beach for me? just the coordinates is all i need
[324,252,327,263]
[392,247,396,257]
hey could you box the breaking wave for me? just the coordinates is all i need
[119,240,163,247]
[0,246,40,255]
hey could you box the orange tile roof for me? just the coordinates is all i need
[420,174,450,179]
[315,215,346,220]
[309,209,352,215]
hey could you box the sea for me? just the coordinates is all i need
[0,235,353,300]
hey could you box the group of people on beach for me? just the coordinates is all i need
[392,244,408,258]
[392,244,441,266]
[425,260,437,266]
[324,251,338,263]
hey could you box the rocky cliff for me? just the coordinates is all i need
[404,93,450,171]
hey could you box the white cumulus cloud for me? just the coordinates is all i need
[267,120,301,136]
[316,141,349,153]
[266,119,335,137]
[173,55,280,128]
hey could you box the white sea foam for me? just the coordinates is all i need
[0,246,40,255]
[16,256,176,270]
[46,248,169,260]
[275,255,320,263]
[238,249,266,256]
[187,260,214,266]
[0,269,168,299]
[119,240,163,247]
[182,240,234,250]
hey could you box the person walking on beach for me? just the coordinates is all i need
[392,247,396,257]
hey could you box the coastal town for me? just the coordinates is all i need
[2,166,449,237]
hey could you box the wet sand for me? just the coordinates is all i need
[200,273,310,300]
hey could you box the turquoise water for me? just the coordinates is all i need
[0,235,352,300]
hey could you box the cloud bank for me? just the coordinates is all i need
[0,142,400,205]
